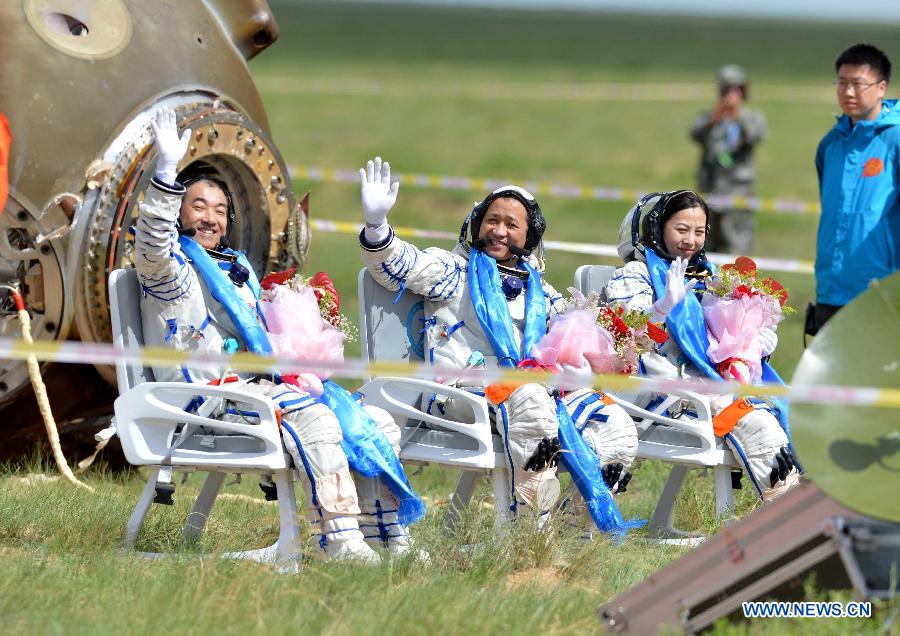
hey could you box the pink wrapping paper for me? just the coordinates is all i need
[701,293,776,383]
[531,308,619,373]
[259,284,345,379]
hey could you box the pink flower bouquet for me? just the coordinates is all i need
[531,290,667,375]
[258,270,356,395]
[702,257,792,383]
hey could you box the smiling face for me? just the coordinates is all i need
[179,181,228,249]
[662,206,707,261]
[477,196,528,263]
[835,63,887,122]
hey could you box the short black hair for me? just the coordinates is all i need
[182,175,231,200]
[835,44,892,83]
[178,161,232,200]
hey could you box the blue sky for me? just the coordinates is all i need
[331,0,900,23]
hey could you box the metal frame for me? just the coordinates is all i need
[598,481,899,633]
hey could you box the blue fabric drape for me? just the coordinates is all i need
[179,236,271,355]
[467,249,639,534]
[555,400,645,536]
[467,249,546,367]
[320,381,426,526]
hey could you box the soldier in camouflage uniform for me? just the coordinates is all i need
[690,65,767,255]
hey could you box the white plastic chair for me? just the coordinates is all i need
[574,265,738,538]
[355,269,512,529]
[108,268,301,569]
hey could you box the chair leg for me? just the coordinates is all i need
[648,465,688,538]
[444,471,480,530]
[125,467,160,550]
[182,471,226,544]
[273,469,301,567]
[491,468,513,530]
[713,465,735,520]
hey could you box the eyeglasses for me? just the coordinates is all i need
[833,79,884,94]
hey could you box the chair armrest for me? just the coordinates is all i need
[356,376,492,447]
[114,381,286,470]
[659,389,715,422]
[608,389,717,454]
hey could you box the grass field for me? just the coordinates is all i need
[2,2,897,634]
[1,459,892,635]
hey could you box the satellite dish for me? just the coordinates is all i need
[791,272,900,523]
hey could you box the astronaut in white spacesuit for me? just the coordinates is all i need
[134,110,419,562]
[606,189,800,501]
[358,157,638,526]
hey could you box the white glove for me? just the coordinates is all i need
[555,363,595,392]
[758,327,778,357]
[150,107,191,186]
[651,257,698,321]
[359,156,399,242]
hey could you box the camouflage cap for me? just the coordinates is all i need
[718,64,748,88]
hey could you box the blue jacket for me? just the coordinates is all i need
[815,99,900,306]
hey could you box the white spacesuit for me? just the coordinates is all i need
[606,191,800,502]
[358,157,637,522]
[134,109,417,562]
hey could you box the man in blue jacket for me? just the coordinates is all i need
[812,44,900,333]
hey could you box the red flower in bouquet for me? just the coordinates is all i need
[259,269,356,341]
[762,277,789,307]
[261,267,297,291]
[309,272,341,324]
[717,357,753,384]
[600,306,630,339]
[705,256,793,314]
[734,256,757,274]
[646,321,669,345]
[733,284,754,299]
[597,303,667,374]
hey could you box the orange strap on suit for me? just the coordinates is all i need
[712,397,754,437]
[485,381,526,405]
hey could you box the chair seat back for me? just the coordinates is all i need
[574,264,616,302]
[108,268,156,393]
[358,268,425,365]
[357,268,507,524]
[358,268,430,411]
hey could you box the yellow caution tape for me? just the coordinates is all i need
[290,165,821,215]
[2,337,898,409]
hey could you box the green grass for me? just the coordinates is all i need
[0,459,893,634]
[6,3,899,633]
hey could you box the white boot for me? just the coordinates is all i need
[300,478,380,564]
[315,514,381,564]
[356,474,428,561]
[385,531,430,562]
